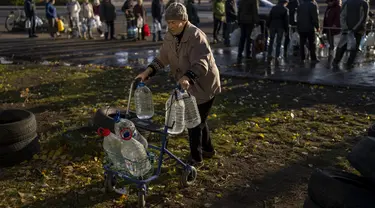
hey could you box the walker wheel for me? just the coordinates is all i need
[180,166,197,187]
[104,172,116,193]
[138,188,146,208]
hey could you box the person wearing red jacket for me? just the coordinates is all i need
[323,0,341,53]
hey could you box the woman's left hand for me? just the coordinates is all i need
[178,76,190,90]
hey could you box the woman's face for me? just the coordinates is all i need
[327,0,335,6]
[167,20,187,35]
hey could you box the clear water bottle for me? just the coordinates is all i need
[114,118,148,149]
[98,128,126,171]
[181,91,201,128]
[134,82,154,120]
[165,90,185,134]
[118,128,152,177]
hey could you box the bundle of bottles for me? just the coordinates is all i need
[98,82,201,177]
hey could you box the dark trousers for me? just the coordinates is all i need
[333,32,362,66]
[238,23,254,58]
[27,16,36,37]
[268,27,285,58]
[299,31,317,60]
[213,17,223,40]
[188,98,215,162]
[284,26,296,54]
[224,21,235,46]
[47,18,56,38]
[105,20,115,39]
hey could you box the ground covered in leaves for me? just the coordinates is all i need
[0,63,375,208]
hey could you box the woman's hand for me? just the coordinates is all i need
[135,68,152,82]
[178,76,190,90]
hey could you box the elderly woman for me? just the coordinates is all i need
[323,0,341,53]
[136,3,221,166]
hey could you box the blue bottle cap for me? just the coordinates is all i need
[137,82,145,88]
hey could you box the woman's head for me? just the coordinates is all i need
[93,0,100,5]
[326,0,341,6]
[165,2,188,35]
[49,0,55,4]
[137,0,143,5]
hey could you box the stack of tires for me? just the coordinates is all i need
[0,109,40,167]
[304,124,375,208]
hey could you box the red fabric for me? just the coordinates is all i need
[323,4,341,36]
[93,5,100,16]
[143,24,151,36]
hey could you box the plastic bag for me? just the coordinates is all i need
[230,28,241,47]
[365,32,375,46]
[143,24,150,36]
[57,19,65,32]
[25,20,31,29]
[151,20,161,33]
[35,16,43,27]
[94,15,102,27]
[251,26,261,40]
[290,32,299,46]
[347,31,356,50]
[137,16,143,28]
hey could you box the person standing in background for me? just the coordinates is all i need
[186,0,200,27]
[267,0,289,61]
[152,0,165,41]
[24,0,38,38]
[237,0,259,61]
[296,0,320,62]
[332,0,369,68]
[284,0,299,56]
[322,0,341,54]
[46,0,58,39]
[67,0,81,38]
[100,0,117,40]
[212,0,225,44]
[93,0,104,37]
[223,0,237,46]
[81,0,94,39]
[134,0,147,40]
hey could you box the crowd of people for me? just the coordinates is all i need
[24,0,371,67]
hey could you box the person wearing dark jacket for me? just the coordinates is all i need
[186,0,200,27]
[122,0,136,32]
[46,0,58,38]
[283,0,299,55]
[237,0,259,60]
[332,0,369,68]
[323,0,341,53]
[267,0,289,59]
[296,0,320,62]
[100,0,117,40]
[152,0,165,41]
[224,0,237,46]
[24,0,37,38]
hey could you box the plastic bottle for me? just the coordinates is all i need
[118,128,152,177]
[165,90,185,134]
[114,118,148,149]
[181,91,201,128]
[98,128,126,171]
[134,82,154,120]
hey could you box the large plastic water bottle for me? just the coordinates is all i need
[181,91,201,128]
[114,118,148,149]
[98,128,126,171]
[165,90,185,134]
[118,128,152,177]
[134,82,154,120]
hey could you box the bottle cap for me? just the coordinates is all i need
[120,128,133,141]
[137,82,145,88]
[97,128,111,137]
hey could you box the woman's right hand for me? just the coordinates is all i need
[135,68,152,82]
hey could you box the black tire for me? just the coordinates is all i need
[303,197,322,208]
[308,168,375,208]
[0,131,37,154]
[347,136,375,184]
[367,124,375,137]
[92,107,137,132]
[0,135,40,167]
[0,109,37,145]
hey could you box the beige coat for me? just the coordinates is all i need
[82,3,94,19]
[151,22,221,104]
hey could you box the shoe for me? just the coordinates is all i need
[111,37,117,40]
[202,150,216,159]
[100,34,104,38]
[187,158,204,168]
[311,59,320,63]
